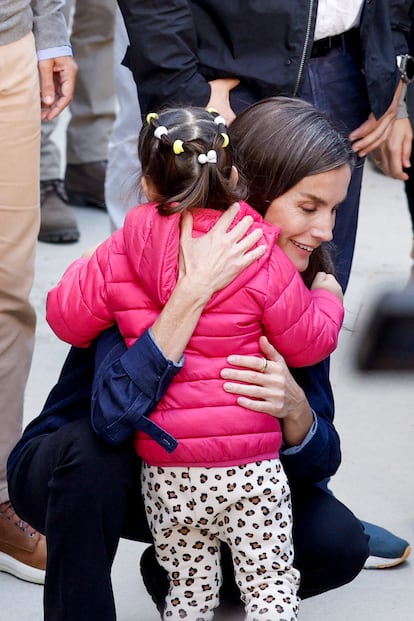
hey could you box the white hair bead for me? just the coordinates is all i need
[197,150,218,164]
[154,126,168,139]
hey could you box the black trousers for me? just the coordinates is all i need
[9,419,369,621]
[404,139,414,235]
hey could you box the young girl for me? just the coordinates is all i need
[46,105,349,620]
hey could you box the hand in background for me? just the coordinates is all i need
[349,81,407,158]
[370,117,413,180]
[39,55,78,121]
[207,78,240,125]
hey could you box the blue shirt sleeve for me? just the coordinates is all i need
[37,45,73,60]
[91,327,183,448]
[280,358,342,484]
[280,410,318,455]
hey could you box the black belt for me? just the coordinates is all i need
[311,29,359,58]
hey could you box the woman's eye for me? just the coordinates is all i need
[301,206,316,213]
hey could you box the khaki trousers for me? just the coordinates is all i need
[0,33,40,502]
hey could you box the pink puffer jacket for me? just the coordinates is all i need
[47,201,343,467]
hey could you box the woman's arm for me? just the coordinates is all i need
[92,204,266,443]
[221,337,341,483]
[152,207,265,361]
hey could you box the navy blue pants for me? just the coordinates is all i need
[9,418,368,621]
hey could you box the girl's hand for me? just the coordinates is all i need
[178,203,266,302]
[311,271,343,302]
[82,243,101,258]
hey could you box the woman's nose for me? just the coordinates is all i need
[311,215,334,242]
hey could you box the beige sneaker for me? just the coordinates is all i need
[0,501,46,584]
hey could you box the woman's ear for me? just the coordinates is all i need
[230,165,239,188]
[141,175,157,201]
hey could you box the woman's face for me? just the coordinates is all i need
[264,164,351,273]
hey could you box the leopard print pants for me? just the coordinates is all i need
[141,459,300,620]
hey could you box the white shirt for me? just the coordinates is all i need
[314,0,365,41]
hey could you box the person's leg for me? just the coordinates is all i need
[0,32,45,582]
[214,483,369,613]
[141,462,222,620]
[40,118,62,183]
[39,0,72,185]
[9,419,146,621]
[39,0,79,244]
[299,43,371,293]
[223,461,300,620]
[405,83,414,261]
[105,7,143,231]
[404,149,414,260]
[64,0,117,209]
[290,484,369,597]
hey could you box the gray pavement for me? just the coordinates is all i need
[1,160,413,620]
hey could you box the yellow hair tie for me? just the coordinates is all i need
[173,139,185,155]
[207,107,218,114]
[146,112,159,124]
[221,133,230,148]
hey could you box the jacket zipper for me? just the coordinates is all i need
[293,0,315,96]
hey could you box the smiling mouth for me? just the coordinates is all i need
[291,239,315,253]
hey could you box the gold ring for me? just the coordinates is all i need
[260,357,268,373]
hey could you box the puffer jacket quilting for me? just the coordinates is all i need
[46,201,343,467]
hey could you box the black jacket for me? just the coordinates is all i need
[118,0,412,119]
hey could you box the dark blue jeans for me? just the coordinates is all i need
[231,44,371,292]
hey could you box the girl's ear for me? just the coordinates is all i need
[141,175,157,201]
[230,165,239,188]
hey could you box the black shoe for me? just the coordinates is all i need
[139,545,168,615]
[39,180,80,244]
[65,161,107,209]
[140,543,243,619]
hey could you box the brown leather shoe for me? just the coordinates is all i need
[39,179,80,244]
[0,501,46,584]
[65,161,107,209]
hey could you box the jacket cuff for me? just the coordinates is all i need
[121,329,183,401]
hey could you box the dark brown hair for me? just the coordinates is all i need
[229,97,356,284]
[138,107,243,215]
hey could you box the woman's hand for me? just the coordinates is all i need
[152,204,265,363]
[221,336,314,446]
[178,203,266,303]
